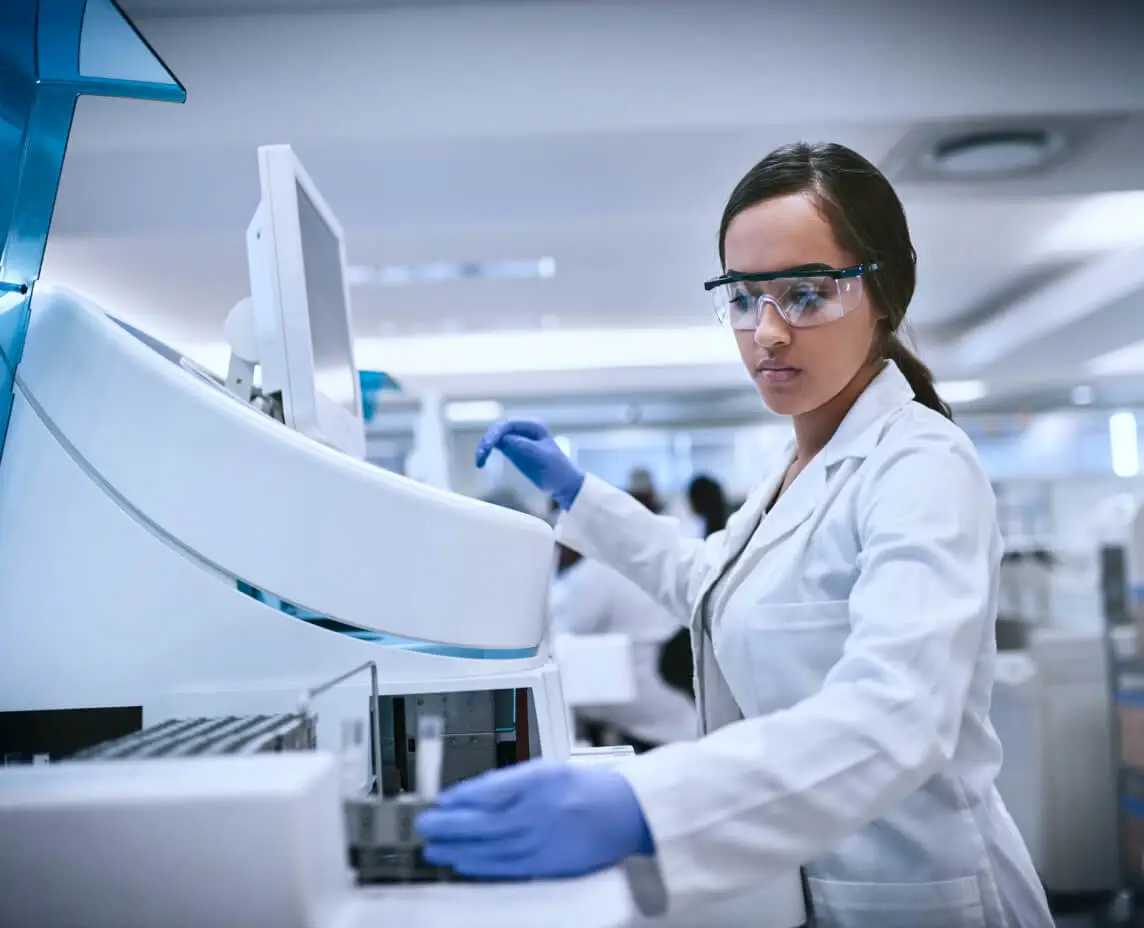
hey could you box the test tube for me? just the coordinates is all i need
[340,718,368,796]
[416,715,445,800]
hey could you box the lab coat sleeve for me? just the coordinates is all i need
[556,474,746,625]
[615,435,1000,912]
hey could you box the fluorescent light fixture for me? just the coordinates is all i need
[445,399,504,423]
[354,325,740,377]
[1088,338,1144,377]
[936,379,987,404]
[177,325,742,390]
[348,257,557,287]
[1040,191,1144,256]
[1110,411,1139,478]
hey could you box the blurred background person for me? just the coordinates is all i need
[549,499,695,752]
[687,473,730,538]
[626,466,663,514]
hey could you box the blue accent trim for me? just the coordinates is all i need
[1118,691,1144,708]
[0,291,31,450]
[237,584,537,660]
[0,0,184,468]
[1123,796,1144,818]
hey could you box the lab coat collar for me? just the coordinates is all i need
[819,360,915,469]
[691,362,918,636]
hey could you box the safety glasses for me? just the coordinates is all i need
[703,262,881,330]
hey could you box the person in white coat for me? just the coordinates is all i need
[552,540,697,751]
[418,141,1052,928]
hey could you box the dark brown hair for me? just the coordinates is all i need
[718,141,951,419]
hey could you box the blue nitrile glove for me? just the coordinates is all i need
[475,419,585,510]
[416,760,655,879]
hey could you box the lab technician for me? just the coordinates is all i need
[418,142,1052,928]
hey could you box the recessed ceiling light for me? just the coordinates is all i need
[930,130,1063,177]
[348,257,557,287]
[1071,384,1095,406]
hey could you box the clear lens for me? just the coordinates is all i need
[711,275,865,330]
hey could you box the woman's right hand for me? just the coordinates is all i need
[476,420,585,510]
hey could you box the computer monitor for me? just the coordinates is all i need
[245,144,366,458]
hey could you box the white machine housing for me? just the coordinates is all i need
[0,284,568,755]
[0,286,809,928]
[0,752,636,928]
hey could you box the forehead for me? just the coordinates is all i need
[722,193,850,274]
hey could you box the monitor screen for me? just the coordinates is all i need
[296,181,357,415]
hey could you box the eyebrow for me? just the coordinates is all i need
[724,262,835,277]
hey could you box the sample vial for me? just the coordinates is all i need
[340,718,368,796]
[416,715,445,800]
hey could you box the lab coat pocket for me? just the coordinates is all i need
[751,599,851,630]
[807,874,986,928]
[736,600,850,714]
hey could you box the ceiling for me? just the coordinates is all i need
[40,0,1144,407]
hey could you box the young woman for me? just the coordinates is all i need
[418,142,1052,928]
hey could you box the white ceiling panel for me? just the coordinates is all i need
[39,0,1144,398]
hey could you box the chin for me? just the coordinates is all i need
[755,380,814,417]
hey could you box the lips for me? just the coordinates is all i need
[756,362,801,385]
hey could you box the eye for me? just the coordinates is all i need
[787,281,831,316]
[793,282,827,305]
[726,288,753,319]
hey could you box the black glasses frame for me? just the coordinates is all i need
[703,261,883,293]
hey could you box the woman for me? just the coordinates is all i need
[418,143,1051,928]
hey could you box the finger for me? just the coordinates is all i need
[475,421,511,468]
[416,807,531,844]
[421,830,543,868]
[421,842,546,879]
[432,761,554,810]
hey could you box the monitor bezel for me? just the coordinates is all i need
[246,144,365,459]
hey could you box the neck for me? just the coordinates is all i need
[792,362,882,463]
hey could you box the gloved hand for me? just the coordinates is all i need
[475,419,585,510]
[416,760,655,880]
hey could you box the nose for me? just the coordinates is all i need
[753,297,791,349]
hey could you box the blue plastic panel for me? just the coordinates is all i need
[359,369,402,423]
[0,0,184,456]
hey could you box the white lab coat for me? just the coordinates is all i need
[557,362,1052,928]
[551,557,697,746]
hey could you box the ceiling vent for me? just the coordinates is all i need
[884,114,1122,184]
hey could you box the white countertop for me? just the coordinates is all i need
[344,869,634,928]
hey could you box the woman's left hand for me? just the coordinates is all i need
[416,760,655,879]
